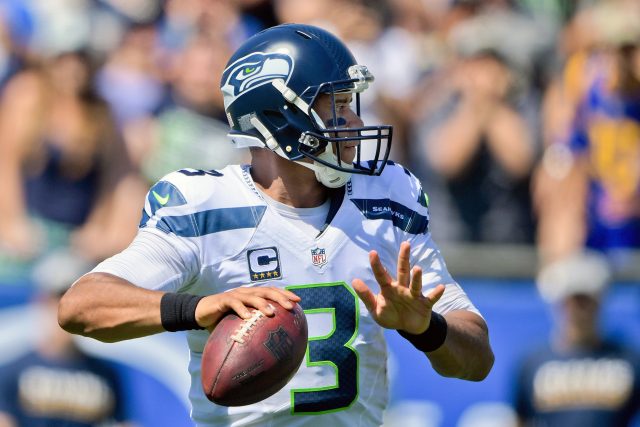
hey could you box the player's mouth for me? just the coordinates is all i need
[339,142,359,164]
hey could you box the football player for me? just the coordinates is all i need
[59,24,494,426]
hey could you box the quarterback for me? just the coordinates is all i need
[59,24,494,426]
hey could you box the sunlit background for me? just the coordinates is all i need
[0,0,639,426]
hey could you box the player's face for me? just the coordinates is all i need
[313,93,364,165]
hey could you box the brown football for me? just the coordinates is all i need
[201,301,308,406]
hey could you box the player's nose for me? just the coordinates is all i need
[344,108,363,128]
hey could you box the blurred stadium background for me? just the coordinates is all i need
[0,0,639,426]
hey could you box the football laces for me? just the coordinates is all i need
[231,309,265,344]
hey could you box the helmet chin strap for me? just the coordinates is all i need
[250,79,353,188]
[295,150,352,188]
[249,115,352,188]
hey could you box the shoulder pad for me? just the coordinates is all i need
[351,162,428,211]
[143,168,226,217]
[139,166,266,237]
[348,162,430,234]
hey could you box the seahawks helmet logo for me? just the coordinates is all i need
[221,52,293,104]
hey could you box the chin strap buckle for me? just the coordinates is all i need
[299,133,320,149]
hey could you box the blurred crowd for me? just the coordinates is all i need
[0,0,639,281]
[0,1,639,425]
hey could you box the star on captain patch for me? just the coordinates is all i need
[310,247,327,267]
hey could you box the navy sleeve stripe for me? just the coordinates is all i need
[139,209,151,228]
[156,205,267,237]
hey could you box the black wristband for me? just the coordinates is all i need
[160,293,206,332]
[398,311,448,352]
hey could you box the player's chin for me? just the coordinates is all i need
[339,145,357,165]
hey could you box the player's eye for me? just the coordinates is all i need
[335,102,351,113]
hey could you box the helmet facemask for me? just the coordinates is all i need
[274,65,393,187]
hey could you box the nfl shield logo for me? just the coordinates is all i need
[264,326,293,362]
[310,247,327,267]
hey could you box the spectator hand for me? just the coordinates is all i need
[352,241,445,334]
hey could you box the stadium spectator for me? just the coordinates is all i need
[405,0,552,244]
[133,33,248,184]
[533,0,640,266]
[0,250,134,427]
[0,51,146,282]
[410,49,538,243]
[96,23,165,129]
[0,12,23,88]
[513,250,640,426]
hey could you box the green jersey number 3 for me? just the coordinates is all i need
[287,282,359,414]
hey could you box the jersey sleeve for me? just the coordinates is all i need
[410,232,481,317]
[92,228,199,292]
[383,163,482,317]
[92,171,203,292]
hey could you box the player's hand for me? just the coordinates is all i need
[352,241,445,334]
[195,287,301,331]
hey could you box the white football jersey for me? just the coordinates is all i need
[93,162,481,427]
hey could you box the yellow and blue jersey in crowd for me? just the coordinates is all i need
[567,53,640,250]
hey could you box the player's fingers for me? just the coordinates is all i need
[280,288,302,302]
[227,299,254,319]
[236,287,298,310]
[425,284,446,307]
[397,241,411,287]
[241,295,279,317]
[409,266,423,298]
[369,250,393,287]
[260,287,298,310]
[262,286,300,302]
[352,278,377,314]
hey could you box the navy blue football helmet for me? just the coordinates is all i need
[220,23,392,188]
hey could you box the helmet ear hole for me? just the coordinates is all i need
[263,110,288,129]
[261,107,316,158]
